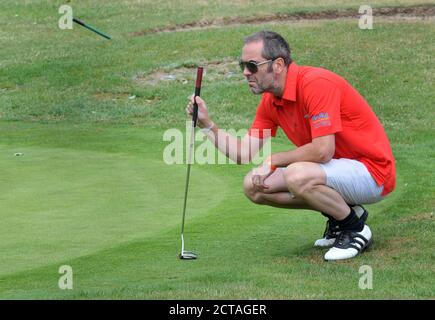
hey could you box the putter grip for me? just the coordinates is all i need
[72,18,85,26]
[192,67,203,127]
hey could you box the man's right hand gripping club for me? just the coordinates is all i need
[186,95,215,131]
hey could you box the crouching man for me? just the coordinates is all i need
[186,31,395,261]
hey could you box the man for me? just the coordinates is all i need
[186,31,396,261]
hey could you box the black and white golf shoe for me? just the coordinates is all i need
[313,205,368,248]
[324,224,373,261]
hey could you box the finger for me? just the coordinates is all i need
[194,96,204,105]
[251,175,256,186]
[261,182,270,189]
[261,173,273,188]
[254,175,261,186]
[255,184,267,193]
[254,184,264,193]
[256,178,268,191]
[258,177,270,190]
[251,175,260,190]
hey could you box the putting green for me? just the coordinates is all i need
[0,144,226,276]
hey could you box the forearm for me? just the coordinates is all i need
[271,141,334,167]
[201,122,251,164]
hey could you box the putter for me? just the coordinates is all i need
[179,67,203,260]
[73,18,112,40]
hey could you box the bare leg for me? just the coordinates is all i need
[260,192,312,209]
[283,162,350,220]
[243,162,350,220]
[244,168,313,210]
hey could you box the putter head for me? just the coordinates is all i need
[179,251,197,260]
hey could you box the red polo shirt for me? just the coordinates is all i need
[249,62,396,195]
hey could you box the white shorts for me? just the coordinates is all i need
[320,159,384,205]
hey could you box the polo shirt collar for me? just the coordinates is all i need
[271,61,298,107]
[282,61,298,102]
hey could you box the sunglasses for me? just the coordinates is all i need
[239,59,273,73]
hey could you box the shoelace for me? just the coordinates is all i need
[334,230,353,247]
[333,229,370,252]
[323,220,340,238]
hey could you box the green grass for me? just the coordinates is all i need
[0,1,434,299]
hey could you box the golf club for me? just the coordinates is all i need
[179,66,203,260]
[73,18,112,40]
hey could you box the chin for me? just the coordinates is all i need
[250,87,264,94]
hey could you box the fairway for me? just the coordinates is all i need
[0,1,434,299]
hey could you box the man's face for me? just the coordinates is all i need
[241,41,274,94]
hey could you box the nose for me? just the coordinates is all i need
[243,67,252,78]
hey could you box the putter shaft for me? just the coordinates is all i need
[180,121,195,236]
[73,18,111,40]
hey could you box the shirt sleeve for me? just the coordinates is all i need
[248,94,278,139]
[302,78,342,139]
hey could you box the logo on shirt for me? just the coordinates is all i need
[311,112,331,128]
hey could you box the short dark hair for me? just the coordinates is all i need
[244,31,292,66]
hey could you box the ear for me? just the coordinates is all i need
[273,58,286,73]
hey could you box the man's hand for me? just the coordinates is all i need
[251,156,276,192]
[186,95,213,129]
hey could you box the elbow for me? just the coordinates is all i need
[319,154,333,164]
[312,135,335,163]
[318,147,335,163]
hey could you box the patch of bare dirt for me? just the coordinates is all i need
[399,212,434,223]
[373,235,420,262]
[92,91,162,104]
[387,236,417,250]
[132,58,243,87]
[131,5,435,36]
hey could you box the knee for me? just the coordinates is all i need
[284,163,313,197]
[243,171,266,205]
